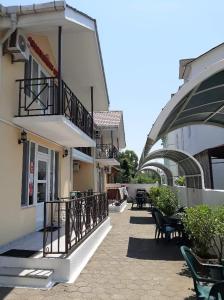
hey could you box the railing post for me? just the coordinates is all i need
[65,201,70,254]
[43,201,47,257]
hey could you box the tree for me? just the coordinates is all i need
[117,150,138,183]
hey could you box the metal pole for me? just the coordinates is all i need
[91,86,94,137]
[58,26,62,114]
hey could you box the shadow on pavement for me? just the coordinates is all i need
[129,216,154,225]
[0,287,14,299]
[127,237,183,261]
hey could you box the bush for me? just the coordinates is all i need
[156,186,178,216]
[182,205,214,258]
[211,207,224,263]
[175,176,185,186]
[149,186,160,206]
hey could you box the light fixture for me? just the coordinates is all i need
[18,130,27,144]
[63,148,69,158]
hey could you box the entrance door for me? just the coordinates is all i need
[35,153,49,230]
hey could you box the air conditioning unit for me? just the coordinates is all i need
[95,130,101,139]
[73,161,80,172]
[104,166,111,174]
[6,30,29,62]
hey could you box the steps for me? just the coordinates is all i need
[0,267,54,289]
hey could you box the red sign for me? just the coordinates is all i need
[28,36,58,76]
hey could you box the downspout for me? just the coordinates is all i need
[0,13,17,44]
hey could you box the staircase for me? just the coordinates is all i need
[0,267,54,289]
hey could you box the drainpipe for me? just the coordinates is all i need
[0,13,17,44]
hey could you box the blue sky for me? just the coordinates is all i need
[3,0,224,158]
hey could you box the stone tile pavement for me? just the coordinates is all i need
[0,205,195,300]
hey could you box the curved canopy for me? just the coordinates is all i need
[141,59,224,160]
[140,167,161,181]
[140,149,204,189]
[141,162,173,186]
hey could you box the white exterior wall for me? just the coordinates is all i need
[166,125,224,189]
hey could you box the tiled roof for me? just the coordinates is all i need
[93,111,122,128]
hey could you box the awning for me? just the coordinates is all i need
[140,161,173,186]
[140,149,204,189]
[141,59,224,162]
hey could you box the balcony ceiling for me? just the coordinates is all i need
[96,158,120,167]
[13,115,96,147]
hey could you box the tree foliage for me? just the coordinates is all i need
[117,150,138,183]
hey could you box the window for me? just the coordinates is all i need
[21,141,30,206]
[28,142,35,205]
[21,142,59,206]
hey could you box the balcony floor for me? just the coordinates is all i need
[0,204,195,299]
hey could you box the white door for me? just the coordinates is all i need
[35,153,50,230]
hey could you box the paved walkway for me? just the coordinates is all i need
[0,205,195,300]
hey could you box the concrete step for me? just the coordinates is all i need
[0,267,54,289]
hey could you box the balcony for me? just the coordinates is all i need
[73,147,94,164]
[96,144,120,166]
[13,77,96,147]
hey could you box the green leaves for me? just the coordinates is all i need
[156,186,178,216]
[118,150,139,183]
[182,205,224,261]
[150,186,178,216]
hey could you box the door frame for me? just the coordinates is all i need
[34,150,50,230]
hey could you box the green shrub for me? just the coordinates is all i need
[149,186,160,206]
[156,186,178,216]
[175,176,185,186]
[182,205,214,258]
[211,207,224,263]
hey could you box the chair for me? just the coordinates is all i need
[181,246,224,299]
[209,281,224,300]
[154,210,176,241]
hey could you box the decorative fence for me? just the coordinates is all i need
[16,77,93,138]
[43,193,108,256]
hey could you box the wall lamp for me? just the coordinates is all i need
[63,148,69,158]
[18,130,27,144]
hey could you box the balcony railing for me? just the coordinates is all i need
[43,193,108,256]
[76,147,92,157]
[96,144,119,160]
[16,77,93,138]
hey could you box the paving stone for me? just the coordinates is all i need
[0,204,195,299]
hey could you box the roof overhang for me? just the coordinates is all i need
[140,148,204,189]
[142,59,224,160]
[13,115,96,147]
[3,2,109,111]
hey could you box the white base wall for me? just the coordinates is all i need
[109,200,127,213]
[0,217,111,286]
[106,183,158,198]
[173,186,224,207]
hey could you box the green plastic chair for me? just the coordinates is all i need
[181,246,224,299]
[209,281,224,300]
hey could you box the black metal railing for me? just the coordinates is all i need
[96,144,119,159]
[76,147,92,157]
[16,77,93,138]
[43,192,108,256]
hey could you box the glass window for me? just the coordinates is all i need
[28,142,35,205]
[50,150,55,201]
[54,152,59,199]
[38,160,47,180]
[38,145,48,154]
[21,141,30,206]
[37,183,46,203]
